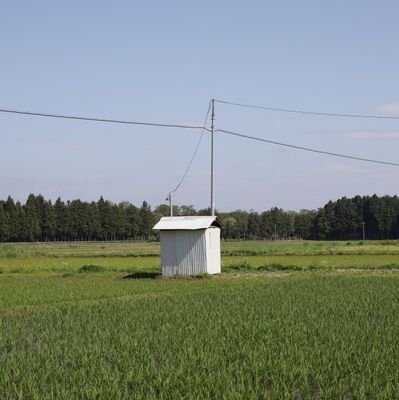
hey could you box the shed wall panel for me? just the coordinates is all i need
[175,230,207,275]
[160,231,178,276]
[206,228,221,274]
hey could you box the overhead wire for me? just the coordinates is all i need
[214,99,399,120]
[216,128,399,167]
[2,103,398,168]
[167,101,212,197]
[0,108,211,131]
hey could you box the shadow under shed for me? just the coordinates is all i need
[123,271,161,280]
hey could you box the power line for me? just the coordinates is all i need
[215,99,399,120]
[3,104,397,166]
[168,101,212,196]
[0,108,211,131]
[217,128,399,167]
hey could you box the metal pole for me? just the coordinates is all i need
[166,194,173,217]
[362,222,365,241]
[211,99,215,216]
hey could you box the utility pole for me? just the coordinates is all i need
[166,193,173,217]
[211,99,215,216]
[362,222,365,241]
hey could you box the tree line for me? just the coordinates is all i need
[0,194,399,242]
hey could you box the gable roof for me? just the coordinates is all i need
[153,216,222,231]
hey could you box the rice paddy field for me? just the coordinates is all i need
[1,240,399,398]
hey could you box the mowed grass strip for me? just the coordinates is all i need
[223,254,399,271]
[0,241,160,258]
[2,240,399,275]
[3,239,399,259]
[0,256,160,274]
[1,253,399,274]
[1,273,399,399]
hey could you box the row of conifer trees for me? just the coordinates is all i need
[1,194,399,242]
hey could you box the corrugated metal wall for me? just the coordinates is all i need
[160,231,178,276]
[176,230,207,275]
[160,229,220,276]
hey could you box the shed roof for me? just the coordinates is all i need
[153,216,222,231]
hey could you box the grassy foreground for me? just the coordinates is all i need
[1,273,399,398]
[1,241,399,398]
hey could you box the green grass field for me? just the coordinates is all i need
[1,241,399,398]
[1,240,399,274]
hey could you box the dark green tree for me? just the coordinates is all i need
[54,198,69,240]
[24,194,41,241]
[139,201,155,239]
[0,202,9,242]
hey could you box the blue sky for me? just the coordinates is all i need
[1,1,399,211]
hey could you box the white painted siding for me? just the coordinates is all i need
[206,227,221,274]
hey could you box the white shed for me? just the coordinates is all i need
[153,216,222,276]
